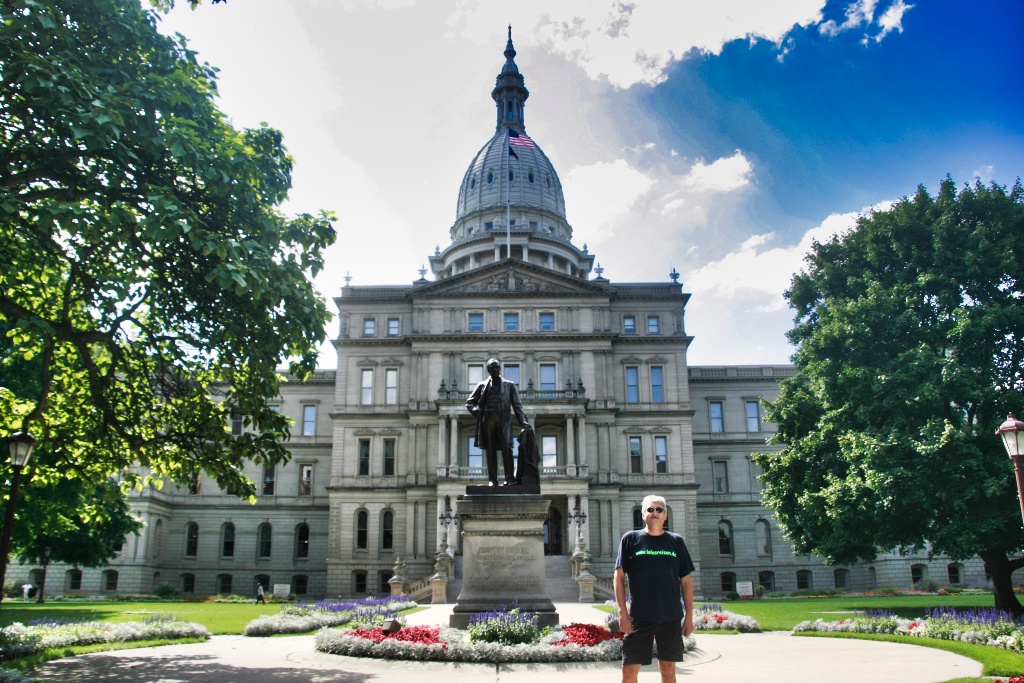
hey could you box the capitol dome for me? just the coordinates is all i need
[430,28,593,280]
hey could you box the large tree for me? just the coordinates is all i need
[754,178,1024,612]
[1,0,335,492]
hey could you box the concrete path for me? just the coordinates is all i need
[32,603,983,682]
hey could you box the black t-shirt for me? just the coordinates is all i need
[616,529,695,621]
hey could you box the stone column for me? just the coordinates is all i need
[437,416,447,476]
[577,414,588,470]
[449,419,459,474]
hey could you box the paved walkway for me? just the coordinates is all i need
[33,603,983,682]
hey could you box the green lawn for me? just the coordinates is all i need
[702,594,996,631]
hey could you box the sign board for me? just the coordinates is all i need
[273,583,291,598]
[736,581,754,597]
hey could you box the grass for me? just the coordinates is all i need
[2,637,208,672]
[794,631,1024,677]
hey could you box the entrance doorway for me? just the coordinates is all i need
[544,507,563,555]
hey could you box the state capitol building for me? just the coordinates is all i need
[16,32,984,601]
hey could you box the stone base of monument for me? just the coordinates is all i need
[449,494,558,628]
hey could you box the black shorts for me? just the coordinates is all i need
[621,619,684,665]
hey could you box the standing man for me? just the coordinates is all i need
[255,582,265,604]
[466,358,531,486]
[614,494,695,683]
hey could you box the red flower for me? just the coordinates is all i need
[553,623,624,647]
[348,625,445,647]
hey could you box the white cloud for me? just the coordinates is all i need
[682,151,753,192]
[875,0,914,41]
[820,0,877,36]
[563,159,654,240]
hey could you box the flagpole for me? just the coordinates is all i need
[505,130,511,257]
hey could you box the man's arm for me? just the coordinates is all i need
[680,574,694,636]
[508,382,530,428]
[613,567,632,635]
[466,382,484,416]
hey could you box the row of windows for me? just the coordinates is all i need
[352,570,396,595]
[354,510,395,551]
[622,315,661,335]
[261,463,314,496]
[720,563,966,594]
[362,317,402,337]
[707,399,763,433]
[182,522,311,560]
[231,405,317,437]
[470,171,552,188]
[357,438,397,476]
[628,435,668,474]
[205,573,308,595]
[718,520,773,557]
[359,368,399,405]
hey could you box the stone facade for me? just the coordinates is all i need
[7,31,989,602]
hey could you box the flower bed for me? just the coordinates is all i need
[0,614,210,661]
[693,604,760,632]
[794,607,1024,652]
[243,596,414,636]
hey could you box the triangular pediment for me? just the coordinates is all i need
[410,260,613,298]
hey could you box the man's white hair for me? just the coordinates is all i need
[641,494,666,510]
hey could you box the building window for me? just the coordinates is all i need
[868,567,877,588]
[468,313,484,331]
[302,404,316,436]
[650,366,664,403]
[292,575,308,595]
[363,318,376,336]
[745,400,761,432]
[721,572,737,593]
[257,524,272,559]
[103,570,119,592]
[625,366,639,403]
[358,439,370,476]
[67,569,82,591]
[632,508,643,530]
[713,460,729,493]
[834,568,850,589]
[539,364,556,391]
[188,472,201,495]
[299,463,313,496]
[381,511,394,550]
[623,316,636,334]
[629,436,642,473]
[654,436,667,473]
[539,312,554,330]
[504,312,519,331]
[295,524,310,559]
[356,511,368,550]
[948,564,962,585]
[647,315,659,333]
[468,437,483,471]
[221,523,235,558]
[354,571,367,593]
[385,368,398,405]
[718,521,733,555]
[262,465,275,495]
[758,571,775,591]
[503,363,520,386]
[485,220,493,230]
[230,412,243,436]
[383,440,396,476]
[755,520,772,557]
[709,401,724,433]
[360,369,373,405]
[387,318,400,336]
[182,573,195,594]
[379,571,393,594]
[184,522,199,557]
[911,564,926,584]
[797,570,812,590]
[217,574,232,594]
[541,435,557,468]
[468,364,484,389]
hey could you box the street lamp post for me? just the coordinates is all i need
[570,505,587,551]
[438,508,459,552]
[0,431,36,608]
[996,413,1024,529]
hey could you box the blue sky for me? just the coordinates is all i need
[159,0,1023,367]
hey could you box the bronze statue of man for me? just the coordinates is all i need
[466,359,531,486]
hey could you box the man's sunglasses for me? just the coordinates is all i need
[646,506,665,514]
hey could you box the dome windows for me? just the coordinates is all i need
[509,170,514,182]
[528,171,534,183]
[470,177,476,189]
[545,175,551,188]
[487,171,494,184]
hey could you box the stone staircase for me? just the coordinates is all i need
[408,554,589,603]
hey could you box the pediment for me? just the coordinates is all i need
[411,260,612,298]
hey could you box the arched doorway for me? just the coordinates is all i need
[544,507,563,555]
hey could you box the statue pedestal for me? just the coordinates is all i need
[449,494,558,628]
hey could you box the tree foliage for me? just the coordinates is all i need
[0,0,336,498]
[753,177,1024,607]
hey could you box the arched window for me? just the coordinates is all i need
[151,519,163,558]
[947,563,963,585]
[720,572,736,593]
[255,574,270,593]
[834,568,850,589]
[257,523,272,559]
[868,566,877,588]
[217,573,232,594]
[911,563,927,585]
[796,570,813,590]
[487,171,494,184]
[184,522,199,557]
[181,573,195,594]
[66,569,82,591]
[755,520,772,557]
[103,570,119,592]
[718,521,733,556]
[356,510,368,549]
[632,507,643,530]
[381,511,394,550]
[758,570,775,591]
[295,523,310,559]
[221,523,235,558]
[353,571,367,594]
[292,574,308,595]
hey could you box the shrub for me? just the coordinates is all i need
[467,604,540,646]
[153,582,180,599]
[724,591,739,601]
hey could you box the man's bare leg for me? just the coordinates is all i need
[658,659,677,683]
[621,663,641,683]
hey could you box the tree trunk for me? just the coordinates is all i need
[979,548,1024,615]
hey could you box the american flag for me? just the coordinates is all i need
[508,129,535,148]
